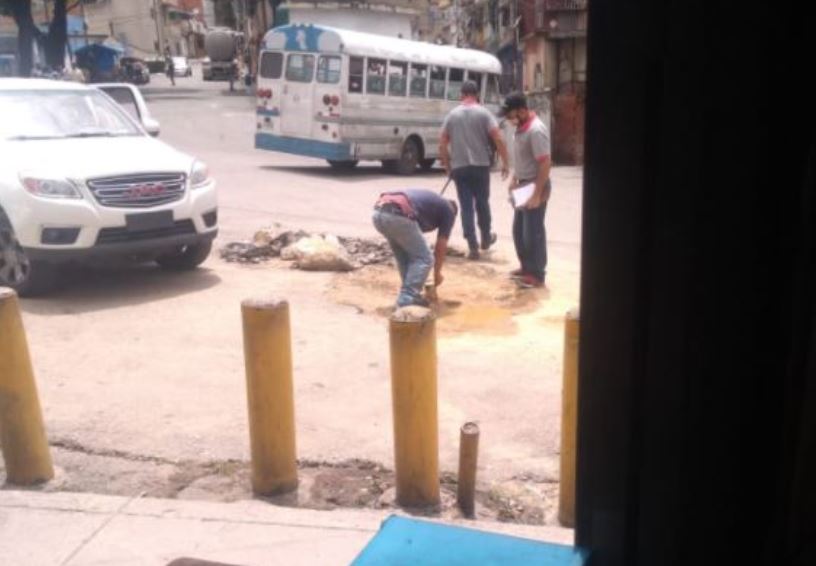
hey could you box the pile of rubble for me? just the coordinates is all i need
[220,227,393,271]
[336,236,394,266]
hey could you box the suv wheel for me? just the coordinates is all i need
[155,240,212,271]
[0,218,55,296]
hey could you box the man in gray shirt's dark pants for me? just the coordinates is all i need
[439,81,510,260]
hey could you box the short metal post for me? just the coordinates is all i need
[457,422,480,517]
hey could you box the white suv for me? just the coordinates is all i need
[0,79,218,295]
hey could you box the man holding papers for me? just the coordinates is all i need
[501,93,552,288]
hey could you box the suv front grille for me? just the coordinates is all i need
[86,173,186,208]
[96,220,196,245]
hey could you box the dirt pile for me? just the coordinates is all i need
[337,236,394,266]
[220,227,393,269]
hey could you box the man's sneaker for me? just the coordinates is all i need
[509,268,525,279]
[516,274,544,289]
[481,232,498,251]
[467,249,480,261]
[396,296,430,309]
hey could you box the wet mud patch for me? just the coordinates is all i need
[5,442,559,526]
[329,258,546,336]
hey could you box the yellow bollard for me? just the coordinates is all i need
[241,298,298,496]
[559,307,580,527]
[0,287,54,485]
[389,306,440,507]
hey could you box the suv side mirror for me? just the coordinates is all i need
[143,117,160,137]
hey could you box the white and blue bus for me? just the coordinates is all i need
[255,24,503,174]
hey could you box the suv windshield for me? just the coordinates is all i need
[0,89,143,141]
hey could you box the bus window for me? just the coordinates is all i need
[317,55,342,84]
[430,65,446,99]
[349,56,364,93]
[410,64,428,97]
[388,61,408,96]
[367,58,386,95]
[260,52,283,79]
[485,74,501,104]
[286,54,315,83]
[448,68,465,100]
[467,71,483,98]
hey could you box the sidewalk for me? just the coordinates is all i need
[0,490,574,565]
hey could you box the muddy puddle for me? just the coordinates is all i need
[329,256,547,336]
[25,443,559,526]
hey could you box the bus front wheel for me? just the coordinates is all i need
[327,159,359,170]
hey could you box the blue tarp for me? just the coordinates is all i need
[74,40,124,72]
[352,516,589,566]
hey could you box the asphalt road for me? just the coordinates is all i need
[4,72,583,507]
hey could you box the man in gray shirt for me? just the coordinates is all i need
[439,80,510,260]
[502,92,552,288]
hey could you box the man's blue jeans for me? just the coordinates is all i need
[452,165,491,251]
[372,209,433,307]
[512,200,548,282]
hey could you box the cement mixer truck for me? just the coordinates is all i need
[202,29,242,85]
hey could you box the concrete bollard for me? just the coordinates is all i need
[241,298,298,496]
[559,307,580,527]
[0,287,54,485]
[389,306,440,507]
[457,422,480,517]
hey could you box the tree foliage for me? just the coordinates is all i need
[0,0,73,76]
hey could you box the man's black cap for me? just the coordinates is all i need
[501,92,528,116]
[460,80,479,97]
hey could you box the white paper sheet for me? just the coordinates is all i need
[512,183,536,208]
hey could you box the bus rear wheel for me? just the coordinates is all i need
[327,159,359,170]
[385,138,420,176]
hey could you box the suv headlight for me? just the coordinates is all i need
[20,175,82,199]
[190,160,211,189]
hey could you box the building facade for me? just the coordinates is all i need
[519,0,587,164]
[426,0,586,164]
[82,0,204,58]
[426,1,523,95]
[279,1,428,39]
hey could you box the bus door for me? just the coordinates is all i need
[257,51,283,130]
[281,52,316,137]
[313,54,343,134]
